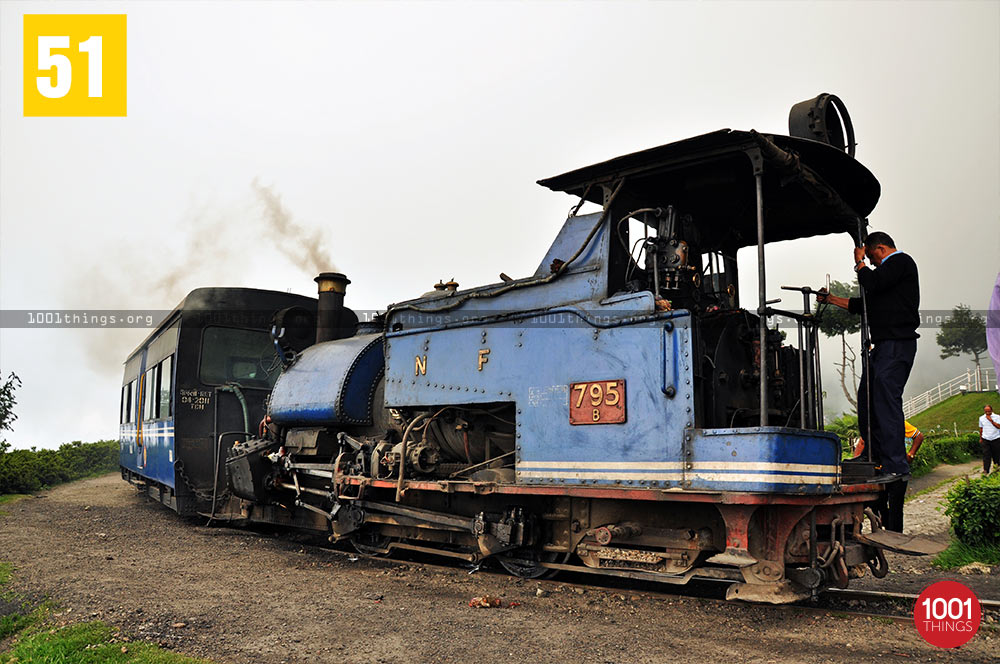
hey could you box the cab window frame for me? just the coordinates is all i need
[197,325,280,389]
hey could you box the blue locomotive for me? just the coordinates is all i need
[125,95,932,602]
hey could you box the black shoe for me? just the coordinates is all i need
[874,472,911,484]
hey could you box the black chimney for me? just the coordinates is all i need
[314,272,357,343]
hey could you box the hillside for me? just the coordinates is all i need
[909,392,996,435]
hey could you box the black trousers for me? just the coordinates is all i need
[984,438,1000,473]
[874,479,908,533]
[857,339,916,476]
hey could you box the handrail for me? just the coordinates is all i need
[903,366,997,418]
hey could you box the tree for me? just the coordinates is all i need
[0,372,20,434]
[0,372,21,451]
[936,304,987,368]
[815,279,861,410]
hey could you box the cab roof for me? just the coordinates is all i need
[537,129,880,250]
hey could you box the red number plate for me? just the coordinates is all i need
[569,380,626,425]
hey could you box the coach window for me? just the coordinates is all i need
[124,380,135,424]
[159,355,173,418]
[144,367,157,421]
[199,327,279,389]
[120,383,130,424]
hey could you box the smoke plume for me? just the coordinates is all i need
[251,179,336,274]
[74,182,335,376]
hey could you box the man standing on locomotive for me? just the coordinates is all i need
[818,231,920,532]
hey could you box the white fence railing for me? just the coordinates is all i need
[903,365,997,419]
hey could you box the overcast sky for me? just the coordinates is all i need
[2,1,998,449]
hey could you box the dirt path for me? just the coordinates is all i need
[1,474,996,663]
[907,460,983,496]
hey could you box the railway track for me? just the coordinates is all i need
[270,530,1000,626]
[826,587,1000,609]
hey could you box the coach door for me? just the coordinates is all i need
[136,371,146,468]
[139,360,160,469]
[120,374,140,469]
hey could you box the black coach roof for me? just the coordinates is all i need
[124,287,316,363]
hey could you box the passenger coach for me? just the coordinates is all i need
[119,288,315,514]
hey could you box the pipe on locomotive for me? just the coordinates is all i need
[315,272,351,344]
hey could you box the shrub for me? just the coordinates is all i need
[944,471,1000,547]
[907,433,980,478]
[827,414,859,458]
[0,440,119,495]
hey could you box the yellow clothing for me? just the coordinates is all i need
[852,421,920,458]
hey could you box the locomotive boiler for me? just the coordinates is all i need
[126,94,937,603]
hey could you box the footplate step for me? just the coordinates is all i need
[857,530,947,556]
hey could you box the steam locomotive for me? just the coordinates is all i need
[121,95,932,603]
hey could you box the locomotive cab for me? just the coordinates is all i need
[536,127,880,434]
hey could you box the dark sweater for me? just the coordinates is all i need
[847,252,920,342]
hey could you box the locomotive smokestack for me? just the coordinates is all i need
[315,272,351,343]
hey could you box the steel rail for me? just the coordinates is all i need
[825,587,1000,610]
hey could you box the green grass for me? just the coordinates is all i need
[0,563,13,587]
[0,601,50,641]
[0,562,211,663]
[932,539,1000,570]
[909,392,993,435]
[1,622,212,663]
[0,563,46,641]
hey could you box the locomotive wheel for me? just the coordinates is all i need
[350,529,393,557]
[497,550,571,579]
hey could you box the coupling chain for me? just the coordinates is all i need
[174,459,232,504]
